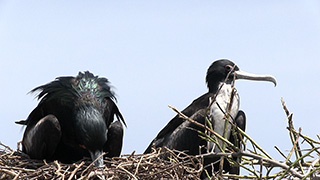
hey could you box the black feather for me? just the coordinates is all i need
[20,71,125,165]
[144,59,246,177]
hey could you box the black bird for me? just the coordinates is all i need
[144,59,276,176]
[16,71,126,167]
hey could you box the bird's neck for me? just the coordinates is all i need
[208,79,234,94]
[74,105,107,150]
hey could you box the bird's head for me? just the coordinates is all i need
[72,72,110,167]
[74,104,107,167]
[206,59,277,92]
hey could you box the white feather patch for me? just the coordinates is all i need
[209,83,239,152]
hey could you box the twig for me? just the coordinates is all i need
[12,171,21,180]
[274,146,289,162]
[168,105,238,150]
[285,128,302,167]
[168,104,274,160]
[68,161,85,180]
[0,141,14,152]
[80,152,105,177]
[54,160,65,179]
[279,146,320,179]
[117,166,138,180]
[281,98,304,165]
[302,166,320,180]
[306,157,320,176]
[0,168,18,177]
[198,151,304,179]
[134,155,143,176]
[236,122,273,160]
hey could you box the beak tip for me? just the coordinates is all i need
[89,150,104,167]
[269,76,277,87]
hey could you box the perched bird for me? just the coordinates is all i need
[16,71,126,167]
[144,59,276,176]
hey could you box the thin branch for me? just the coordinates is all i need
[198,151,304,179]
[274,146,290,162]
[168,104,274,160]
[281,98,304,164]
[68,161,85,180]
[168,105,238,151]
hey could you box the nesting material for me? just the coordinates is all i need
[0,144,203,180]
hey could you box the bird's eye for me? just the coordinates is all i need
[225,65,233,72]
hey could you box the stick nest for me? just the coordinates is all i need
[2,99,319,179]
[0,143,203,180]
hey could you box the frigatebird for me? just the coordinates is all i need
[16,71,126,167]
[144,59,276,176]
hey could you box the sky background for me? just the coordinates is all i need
[0,0,319,163]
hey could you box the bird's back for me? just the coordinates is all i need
[144,92,214,153]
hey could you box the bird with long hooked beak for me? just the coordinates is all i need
[16,71,126,167]
[144,59,276,177]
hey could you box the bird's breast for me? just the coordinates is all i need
[209,83,239,151]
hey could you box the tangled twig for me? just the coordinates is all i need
[0,143,202,180]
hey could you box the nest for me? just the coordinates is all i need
[0,143,203,180]
[2,99,320,179]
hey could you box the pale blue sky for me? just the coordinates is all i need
[0,1,319,162]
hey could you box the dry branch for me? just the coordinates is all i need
[0,145,202,180]
[169,98,320,179]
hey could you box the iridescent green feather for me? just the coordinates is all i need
[74,71,113,104]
